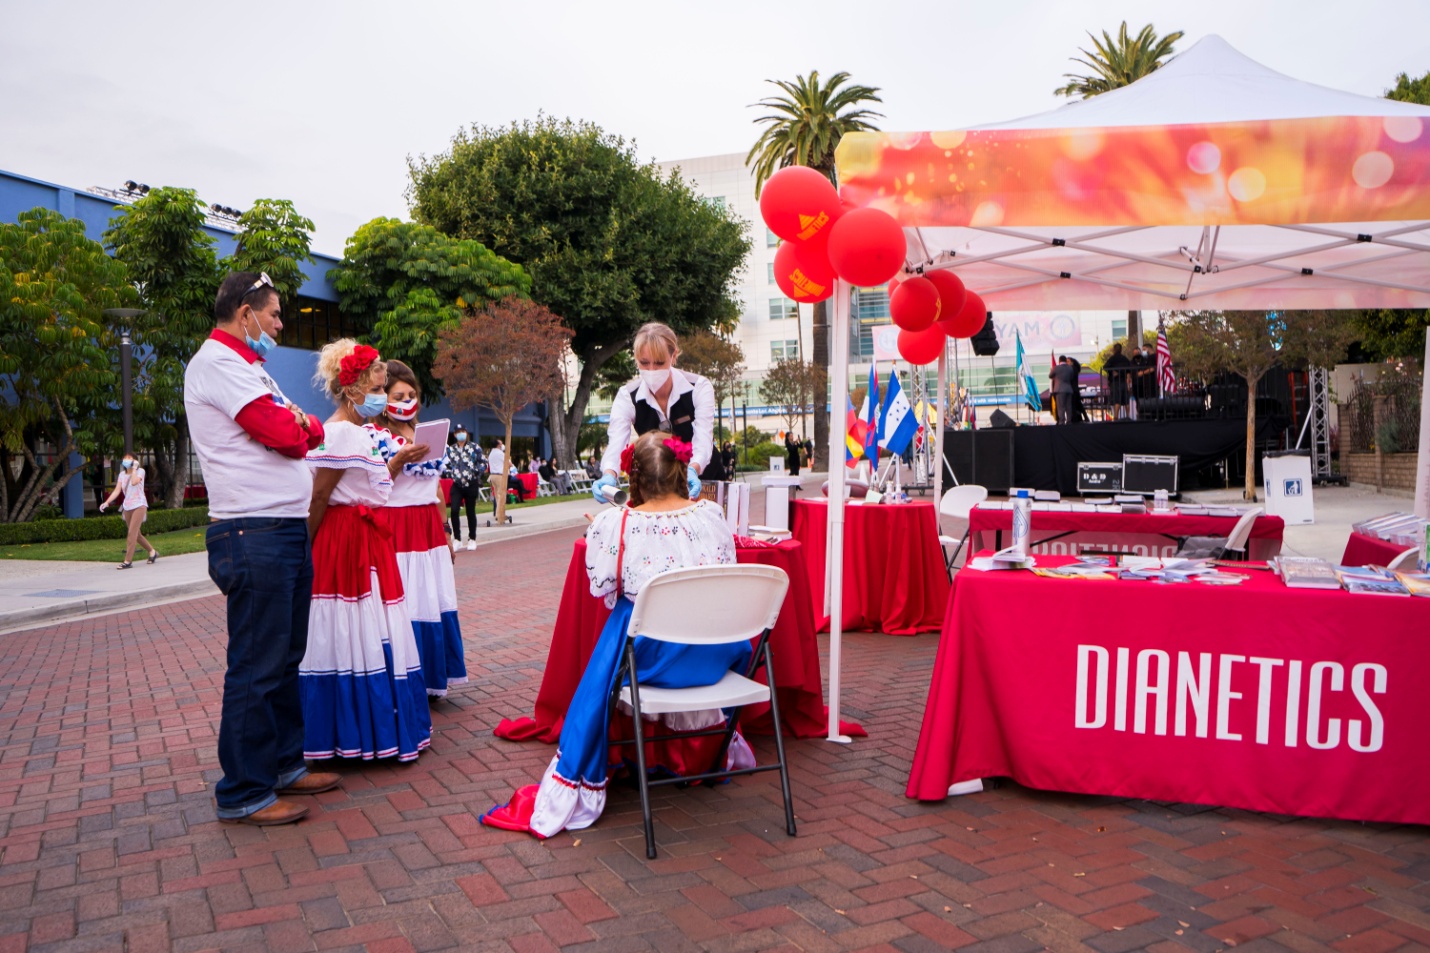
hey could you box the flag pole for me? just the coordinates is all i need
[826,278,852,744]
[935,342,947,503]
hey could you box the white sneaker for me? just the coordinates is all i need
[465,539,476,551]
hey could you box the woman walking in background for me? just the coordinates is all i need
[380,359,469,699]
[98,451,157,569]
[302,340,431,762]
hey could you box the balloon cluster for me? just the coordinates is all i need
[760,166,986,366]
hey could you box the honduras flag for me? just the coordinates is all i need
[880,369,918,456]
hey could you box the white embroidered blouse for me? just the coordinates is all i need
[585,500,736,608]
[306,420,393,507]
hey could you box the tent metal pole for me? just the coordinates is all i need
[1418,328,1430,520]
[935,342,947,505]
[826,279,852,744]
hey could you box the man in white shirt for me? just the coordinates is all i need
[487,439,509,522]
[184,272,340,826]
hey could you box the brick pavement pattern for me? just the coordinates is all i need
[0,524,1427,952]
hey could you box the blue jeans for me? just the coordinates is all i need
[207,517,313,818]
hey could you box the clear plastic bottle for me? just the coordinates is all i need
[1011,488,1032,556]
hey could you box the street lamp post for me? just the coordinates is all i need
[104,309,146,457]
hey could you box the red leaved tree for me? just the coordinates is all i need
[434,296,573,522]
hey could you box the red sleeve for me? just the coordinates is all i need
[234,397,325,459]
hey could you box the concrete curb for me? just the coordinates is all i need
[0,578,219,635]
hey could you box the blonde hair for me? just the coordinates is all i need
[632,322,679,363]
[314,338,386,401]
[627,431,689,507]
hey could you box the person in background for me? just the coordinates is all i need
[184,270,336,826]
[721,441,738,475]
[508,460,528,502]
[98,451,157,568]
[302,339,431,763]
[481,432,750,839]
[538,456,571,495]
[486,438,511,521]
[379,360,468,699]
[783,431,802,476]
[442,424,484,550]
[1105,343,1132,420]
[593,322,714,504]
[803,438,814,467]
[1050,356,1078,425]
[584,455,602,480]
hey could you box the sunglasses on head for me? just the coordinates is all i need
[241,272,274,300]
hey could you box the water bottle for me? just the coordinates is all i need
[1011,488,1032,557]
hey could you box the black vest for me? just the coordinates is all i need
[627,379,697,443]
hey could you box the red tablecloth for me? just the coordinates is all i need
[1340,531,1415,568]
[495,537,863,743]
[908,553,1430,825]
[968,506,1285,560]
[514,473,539,498]
[440,478,453,505]
[790,499,949,636]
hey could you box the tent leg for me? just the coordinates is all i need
[826,279,853,745]
[1416,328,1430,520]
[935,347,947,504]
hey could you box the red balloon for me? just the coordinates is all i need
[887,274,904,297]
[889,276,941,332]
[826,207,907,288]
[943,290,988,339]
[759,167,841,245]
[925,270,967,330]
[897,325,946,365]
[773,241,834,303]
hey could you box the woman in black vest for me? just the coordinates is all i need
[592,322,715,502]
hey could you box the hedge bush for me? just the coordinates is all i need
[0,506,210,545]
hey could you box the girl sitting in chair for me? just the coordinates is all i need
[482,431,752,839]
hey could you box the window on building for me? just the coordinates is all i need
[770,339,800,361]
[765,227,780,247]
[1111,319,1128,341]
[851,287,891,360]
[707,196,727,210]
[767,297,796,321]
[278,295,353,351]
[767,263,775,284]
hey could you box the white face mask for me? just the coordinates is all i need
[639,368,671,392]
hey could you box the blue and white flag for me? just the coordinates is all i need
[1015,330,1041,413]
[880,368,918,456]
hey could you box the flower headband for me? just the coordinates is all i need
[663,438,693,465]
[339,344,379,387]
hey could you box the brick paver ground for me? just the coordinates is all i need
[0,524,1426,952]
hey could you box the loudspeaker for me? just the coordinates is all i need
[988,409,1016,429]
[969,314,999,356]
[944,429,1014,493]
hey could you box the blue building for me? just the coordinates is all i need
[1,167,552,517]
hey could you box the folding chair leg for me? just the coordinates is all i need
[624,643,657,859]
[761,642,797,838]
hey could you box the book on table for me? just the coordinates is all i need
[1336,566,1411,596]
[1395,571,1430,596]
[1271,556,1341,589]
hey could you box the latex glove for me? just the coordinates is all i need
[592,472,619,503]
[687,465,702,500]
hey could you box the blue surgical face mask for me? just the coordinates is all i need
[354,392,387,418]
[243,313,277,359]
[455,432,468,443]
[121,459,134,470]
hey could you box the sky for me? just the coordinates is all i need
[3,0,1428,256]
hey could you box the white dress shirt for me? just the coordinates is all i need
[600,369,714,475]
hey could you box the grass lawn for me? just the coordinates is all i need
[0,527,211,562]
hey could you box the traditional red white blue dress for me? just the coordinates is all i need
[374,427,468,697]
[301,421,431,761]
[481,500,753,838]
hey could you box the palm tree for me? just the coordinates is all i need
[1054,22,1185,99]
[747,71,882,471]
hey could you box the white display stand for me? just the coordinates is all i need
[1263,453,1315,524]
[760,475,803,532]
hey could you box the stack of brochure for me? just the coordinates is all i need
[1396,571,1430,596]
[1336,566,1411,596]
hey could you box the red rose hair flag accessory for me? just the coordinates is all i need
[339,344,380,386]
[663,437,693,465]
[619,443,636,475]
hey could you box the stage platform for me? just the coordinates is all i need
[942,416,1288,494]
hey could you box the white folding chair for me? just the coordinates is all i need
[1387,548,1418,571]
[1222,506,1264,560]
[614,564,795,859]
[937,485,988,577]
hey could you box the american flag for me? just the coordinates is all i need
[1156,324,1175,395]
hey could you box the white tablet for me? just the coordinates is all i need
[412,418,450,464]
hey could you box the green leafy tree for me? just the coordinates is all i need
[747,71,883,471]
[1168,310,1357,500]
[227,198,316,309]
[329,218,529,403]
[0,209,136,522]
[1054,22,1185,99]
[761,357,828,438]
[408,116,748,466]
[433,296,572,523]
[1386,69,1430,105]
[104,187,221,508]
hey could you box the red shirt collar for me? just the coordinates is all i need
[210,328,260,364]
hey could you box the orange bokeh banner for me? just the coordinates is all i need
[835,116,1430,228]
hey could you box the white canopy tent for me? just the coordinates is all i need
[822,36,1430,740]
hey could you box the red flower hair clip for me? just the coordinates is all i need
[619,443,635,475]
[339,344,379,386]
[663,437,693,465]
